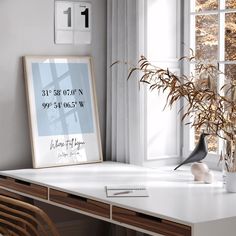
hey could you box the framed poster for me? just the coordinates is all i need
[23,56,102,168]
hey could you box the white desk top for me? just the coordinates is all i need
[0,162,235,226]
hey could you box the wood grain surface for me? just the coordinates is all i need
[50,189,110,218]
[0,175,48,199]
[112,206,191,236]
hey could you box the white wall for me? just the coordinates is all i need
[0,0,107,170]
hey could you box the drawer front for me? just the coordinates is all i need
[50,189,110,219]
[112,206,191,236]
[0,175,48,199]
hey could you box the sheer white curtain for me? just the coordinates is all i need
[106,0,145,165]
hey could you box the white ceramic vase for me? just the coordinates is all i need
[225,172,236,193]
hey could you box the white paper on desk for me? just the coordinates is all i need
[106,185,149,197]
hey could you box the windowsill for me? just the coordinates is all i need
[142,156,180,168]
[143,154,222,172]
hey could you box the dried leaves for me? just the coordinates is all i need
[134,56,227,137]
[112,54,236,170]
[124,55,236,170]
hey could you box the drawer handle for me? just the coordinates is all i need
[67,194,87,202]
[14,179,31,186]
[137,212,162,223]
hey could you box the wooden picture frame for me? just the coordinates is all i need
[23,56,102,168]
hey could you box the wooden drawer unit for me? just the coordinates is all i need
[112,206,191,236]
[50,189,110,219]
[0,175,48,199]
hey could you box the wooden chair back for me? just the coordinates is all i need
[0,194,60,236]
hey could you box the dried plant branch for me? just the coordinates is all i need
[113,54,236,171]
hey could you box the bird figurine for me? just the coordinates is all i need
[174,132,209,170]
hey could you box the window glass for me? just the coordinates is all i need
[189,1,236,155]
[225,13,236,61]
[191,64,218,153]
[195,14,218,61]
[195,0,218,12]
[225,64,236,81]
[226,0,236,9]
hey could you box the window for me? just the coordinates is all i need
[183,0,236,168]
[143,0,181,166]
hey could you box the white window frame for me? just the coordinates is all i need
[142,0,182,167]
[182,0,236,170]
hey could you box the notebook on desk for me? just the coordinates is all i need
[106,185,149,197]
